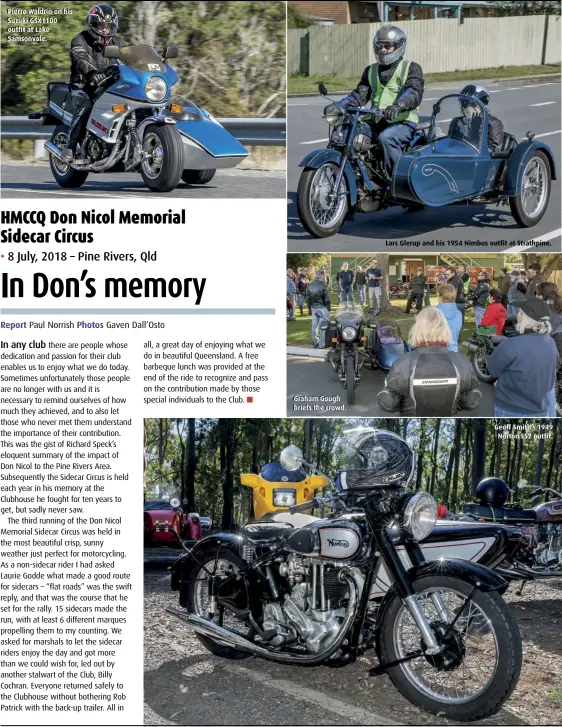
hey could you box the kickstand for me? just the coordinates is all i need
[517,580,526,597]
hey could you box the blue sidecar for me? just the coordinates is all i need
[297,90,556,238]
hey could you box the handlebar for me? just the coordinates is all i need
[289,497,322,514]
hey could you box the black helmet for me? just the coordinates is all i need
[476,477,510,508]
[87,5,118,45]
[460,83,490,106]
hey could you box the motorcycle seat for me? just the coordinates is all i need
[462,503,537,522]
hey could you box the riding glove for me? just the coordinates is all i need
[383,104,401,121]
[90,71,107,86]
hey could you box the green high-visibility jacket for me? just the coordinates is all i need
[368,59,419,124]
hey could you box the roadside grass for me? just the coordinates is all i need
[287,293,477,353]
[288,64,561,94]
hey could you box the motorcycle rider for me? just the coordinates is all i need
[306,271,331,348]
[340,25,424,179]
[62,5,126,162]
[378,307,481,416]
[448,84,504,152]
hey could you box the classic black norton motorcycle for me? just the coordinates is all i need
[168,429,522,721]
[321,304,366,406]
[460,477,562,581]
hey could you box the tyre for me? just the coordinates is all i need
[182,169,216,185]
[378,575,522,722]
[49,125,89,188]
[345,354,356,406]
[185,547,251,660]
[140,124,184,192]
[469,345,496,384]
[297,163,348,238]
[509,150,551,227]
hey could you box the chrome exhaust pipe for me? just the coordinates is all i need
[497,563,562,580]
[44,140,64,160]
[166,570,359,665]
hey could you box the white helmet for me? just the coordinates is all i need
[373,25,406,66]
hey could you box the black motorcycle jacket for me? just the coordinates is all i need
[346,57,424,111]
[70,30,126,93]
[471,281,490,308]
[377,345,481,416]
[306,280,330,310]
[448,273,467,304]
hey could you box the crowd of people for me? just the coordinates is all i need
[287,260,561,418]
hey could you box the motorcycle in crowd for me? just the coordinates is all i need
[466,316,517,383]
[389,281,410,299]
[168,428,522,721]
[321,307,407,406]
[31,40,248,192]
[297,86,555,238]
[455,477,562,581]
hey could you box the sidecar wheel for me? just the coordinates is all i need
[185,548,251,661]
[49,125,89,188]
[378,575,521,722]
[297,164,348,238]
[510,150,551,227]
[140,124,184,192]
[182,169,216,185]
[345,355,356,406]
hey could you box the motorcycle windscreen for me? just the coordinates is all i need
[176,118,249,169]
[395,97,484,206]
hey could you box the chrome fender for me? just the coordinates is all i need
[299,148,358,207]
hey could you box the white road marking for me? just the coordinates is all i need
[300,137,329,145]
[226,665,399,726]
[509,228,562,253]
[533,129,561,138]
[524,83,557,88]
[530,101,557,107]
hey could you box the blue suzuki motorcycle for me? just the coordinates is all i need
[297,84,556,237]
[31,43,248,193]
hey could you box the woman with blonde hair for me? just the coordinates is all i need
[488,297,558,417]
[378,307,481,416]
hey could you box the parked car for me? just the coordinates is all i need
[144,498,202,547]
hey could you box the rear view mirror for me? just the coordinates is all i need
[104,46,121,59]
[164,44,179,59]
[318,83,328,96]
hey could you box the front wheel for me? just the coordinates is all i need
[510,150,551,227]
[378,575,522,722]
[297,163,348,238]
[182,169,216,185]
[140,124,184,192]
[345,354,356,406]
[468,343,496,383]
[49,125,89,188]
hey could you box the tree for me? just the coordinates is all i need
[520,254,562,281]
[377,254,393,310]
[288,5,313,28]
[493,1,561,14]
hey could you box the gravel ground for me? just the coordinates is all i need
[144,559,562,727]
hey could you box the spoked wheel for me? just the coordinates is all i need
[510,151,551,227]
[378,576,522,722]
[297,163,348,238]
[345,354,356,406]
[186,549,252,660]
[140,124,184,192]
[469,343,495,383]
[49,125,89,188]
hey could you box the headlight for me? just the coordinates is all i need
[341,326,357,342]
[401,493,436,541]
[273,489,296,507]
[145,76,168,102]
[331,127,345,144]
[323,103,345,127]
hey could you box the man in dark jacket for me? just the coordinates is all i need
[339,263,354,306]
[340,25,423,179]
[295,268,310,316]
[496,267,510,308]
[405,267,426,313]
[525,263,544,298]
[446,266,469,323]
[62,5,126,161]
[470,271,490,328]
[306,272,331,348]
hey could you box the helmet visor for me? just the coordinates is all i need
[374,41,396,52]
[92,19,117,35]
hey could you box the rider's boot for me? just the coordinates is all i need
[62,106,88,163]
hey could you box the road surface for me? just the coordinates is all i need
[0,165,285,199]
[286,354,494,417]
[288,78,561,252]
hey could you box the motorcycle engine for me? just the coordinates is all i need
[84,134,109,161]
[262,555,348,653]
[536,523,562,568]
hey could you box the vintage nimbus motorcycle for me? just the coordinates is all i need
[459,477,562,581]
[297,86,555,238]
[31,42,248,192]
[168,429,522,721]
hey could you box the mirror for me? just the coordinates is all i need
[164,44,179,59]
[169,497,181,508]
[318,83,328,96]
[104,46,121,59]
[280,445,304,472]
